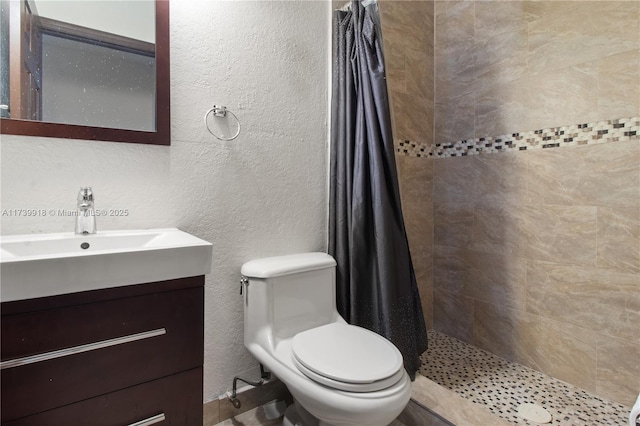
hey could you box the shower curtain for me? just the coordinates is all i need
[329,0,428,379]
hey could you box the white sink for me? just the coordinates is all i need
[0,228,213,302]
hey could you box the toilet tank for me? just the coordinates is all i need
[241,253,338,346]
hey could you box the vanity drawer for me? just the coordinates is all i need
[1,286,204,422]
[4,367,203,426]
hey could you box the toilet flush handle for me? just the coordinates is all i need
[240,276,249,305]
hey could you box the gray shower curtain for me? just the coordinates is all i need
[329,1,428,379]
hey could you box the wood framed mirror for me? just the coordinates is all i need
[0,0,170,145]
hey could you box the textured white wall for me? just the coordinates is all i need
[0,0,330,402]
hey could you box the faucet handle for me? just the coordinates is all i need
[75,187,97,235]
[78,187,94,205]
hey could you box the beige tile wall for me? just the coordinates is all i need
[432,140,640,407]
[435,0,640,144]
[431,0,640,407]
[369,0,639,407]
[381,0,435,147]
[387,0,640,408]
[379,1,435,328]
[397,155,434,329]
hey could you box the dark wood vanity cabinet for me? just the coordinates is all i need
[1,276,204,426]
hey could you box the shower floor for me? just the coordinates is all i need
[418,331,630,425]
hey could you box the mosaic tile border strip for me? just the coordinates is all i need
[419,331,631,426]
[396,116,640,159]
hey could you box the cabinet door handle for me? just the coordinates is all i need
[0,328,166,370]
[128,413,166,426]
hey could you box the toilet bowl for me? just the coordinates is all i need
[241,253,411,426]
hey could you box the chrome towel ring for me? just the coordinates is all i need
[205,105,241,141]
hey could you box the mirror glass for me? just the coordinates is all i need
[0,0,169,144]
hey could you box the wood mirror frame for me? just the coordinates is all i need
[0,0,170,146]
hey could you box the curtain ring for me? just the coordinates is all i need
[204,105,241,141]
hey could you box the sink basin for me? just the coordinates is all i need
[1,228,212,302]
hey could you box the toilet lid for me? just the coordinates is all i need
[291,323,403,390]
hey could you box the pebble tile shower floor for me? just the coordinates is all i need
[419,331,630,425]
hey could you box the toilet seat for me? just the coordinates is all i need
[291,323,404,392]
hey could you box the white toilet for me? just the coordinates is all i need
[241,252,411,426]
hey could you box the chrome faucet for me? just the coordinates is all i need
[75,187,97,235]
